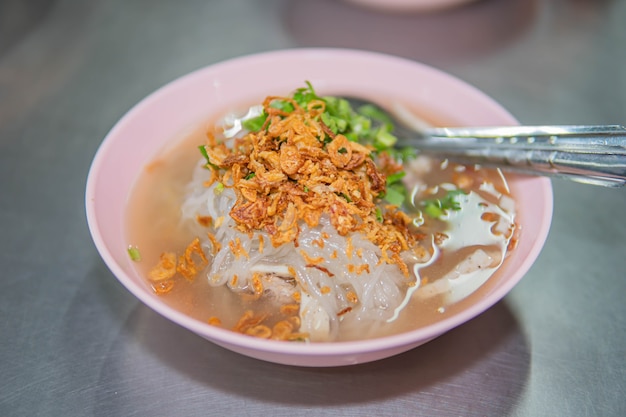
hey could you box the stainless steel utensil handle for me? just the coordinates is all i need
[399,125,626,187]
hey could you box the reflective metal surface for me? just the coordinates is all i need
[1,0,625,415]
[408,125,626,187]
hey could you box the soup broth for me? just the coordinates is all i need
[126,92,518,342]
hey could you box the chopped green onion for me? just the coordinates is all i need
[320,112,337,133]
[357,104,394,126]
[422,202,444,219]
[292,81,319,107]
[375,129,398,149]
[383,185,405,207]
[242,112,267,131]
[386,171,406,185]
[349,114,371,136]
[344,132,358,142]
[421,189,468,219]
[127,246,141,262]
[214,182,225,194]
[334,117,348,132]
[375,207,384,223]
[270,99,295,113]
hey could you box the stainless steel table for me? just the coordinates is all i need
[1,0,624,415]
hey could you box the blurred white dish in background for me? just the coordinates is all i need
[343,0,482,13]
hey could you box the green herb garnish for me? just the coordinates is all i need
[381,171,408,206]
[382,185,406,207]
[270,100,295,113]
[292,80,319,107]
[242,112,267,131]
[386,171,406,185]
[375,207,384,223]
[127,246,141,262]
[374,129,398,149]
[356,104,394,126]
[421,189,468,219]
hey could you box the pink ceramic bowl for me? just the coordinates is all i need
[86,48,552,367]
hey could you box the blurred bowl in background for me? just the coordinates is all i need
[342,0,482,13]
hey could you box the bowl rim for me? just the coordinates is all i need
[343,0,481,13]
[86,47,553,361]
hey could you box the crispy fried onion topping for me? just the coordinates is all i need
[203,96,424,273]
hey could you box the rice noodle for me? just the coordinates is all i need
[181,161,415,340]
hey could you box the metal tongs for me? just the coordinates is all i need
[400,124,626,187]
[225,100,626,187]
[344,97,626,187]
